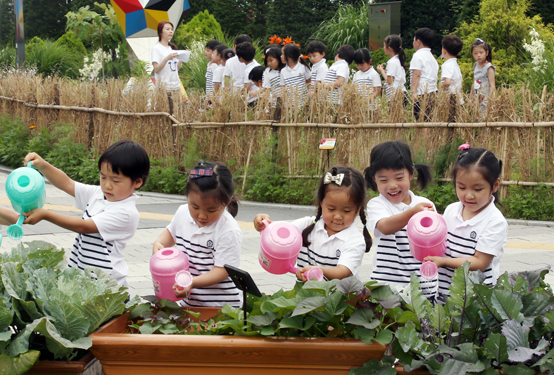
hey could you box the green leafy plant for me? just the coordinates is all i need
[503,185,554,220]
[174,10,223,49]
[390,263,554,374]
[26,40,82,79]
[0,116,32,168]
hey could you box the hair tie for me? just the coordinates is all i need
[265,48,271,54]
[313,220,317,225]
[459,142,470,150]
[324,172,344,186]
[476,38,485,43]
[190,167,213,179]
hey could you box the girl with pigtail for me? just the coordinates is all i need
[254,166,371,281]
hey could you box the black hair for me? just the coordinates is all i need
[452,146,502,205]
[442,34,463,57]
[98,140,150,188]
[471,39,493,63]
[336,45,355,65]
[302,166,372,253]
[353,48,372,65]
[306,40,327,55]
[384,35,406,70]
[185,161,239,217]
[249,65,265,82]
[215,44,229,57]
[205,40,222,50]
[234,34,252,46]
[222,48,235,62]
[363,141,432,191]
[264,46,286,71]
[282,43,308,67]
[414,28,435,48]
[235,42,256,62]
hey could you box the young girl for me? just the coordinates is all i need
[152,161,242,307]
[254,167,372,281]
[424,144,507,298]
[262,47,285,107]
[352,48,382,111]
[364,141,436,300]
[280,43,311,108]
[470,39,496,107]
[212,46,232,94]
[376,35,407,104]
[205,40,222,97]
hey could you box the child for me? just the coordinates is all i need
[262,47,285,107]
[364,141,437,300]
[224,34,252,91]
[23,141,150,290]
[352,48,382,111]
[280,43,311,108]
[440,35,464,122]
[254,166,372,281]
[247,65,265,104]
[152,162,242,307]
[212,44,229,94]
[410,28,439,121]
[376,35,407,104]
[236,42,261,104]
[323,44,355,104]
[307,41,329,90]
[425,144,507,298]
[205,40,222,97]
[0,207,18,225]
[470,39,496,110]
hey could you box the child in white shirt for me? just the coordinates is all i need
[410,28,439,121]
[307,41,329,92]
[205,39,222,97]
[352,48,382,111]
[323,44,355,104]
[376,35,407,104]
[224,34,251,91]
[236,42,261,104]
[440,34,464,122]
[280,43,311,108]
[262,47,285,108]
[212,44,229,94]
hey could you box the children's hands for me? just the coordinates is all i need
[412,202,434,213]
[24,152,46,171]
[377,64,386,75]
[424,256,445,268]
[173,282,193,298]
[22,208,48,225]
[253,214,271,232]
[152,242,165,255]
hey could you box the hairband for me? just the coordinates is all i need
[323,172,344,186]
[476,38,485,43]
[190,167,214,179]
[459,142,470,150]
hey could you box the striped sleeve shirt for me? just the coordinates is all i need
[384,55,407,102]
[323,59,350,104]
[352,67,381,110]
[205,62,217,97]
[310,58,328,85]
[438,200,507,298]
[167,205,243,308]
[280,63,310,108]
[367,192,438,301]
[263,68,281,107]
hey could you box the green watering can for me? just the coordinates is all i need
[5,162,46,241]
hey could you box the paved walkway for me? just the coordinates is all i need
[0,166,552,298]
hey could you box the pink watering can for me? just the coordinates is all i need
[406,208,448,280]
[150,248,190,301]
[258,220,324,281]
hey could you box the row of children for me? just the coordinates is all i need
[0,138,505,306]
[203,28,496,121]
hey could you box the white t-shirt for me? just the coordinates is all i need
[212,64,225,89]
[205,62,218,97]
[409,48,439,95]
[438,199,507,297]
[310,58,328,86]
[324,59,350,104]
[280,62,310,107]
[262,68,281,107]
[441,58,464,104]
[167,205,242,307]
[292,217,366,278]
[366,191,437,300]
[243,60,261,103]
[224,55,246,90]
[151,43,180,91]
[352,67,381,110]
[70,182,140,290]
[384,55,407,101]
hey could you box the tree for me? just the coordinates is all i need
[174,10,223,48]
[528,0,554,27]
[68,0,109,13]
[23,0,68,40]
[0,0,15,45]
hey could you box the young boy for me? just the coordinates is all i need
[247,65,265,105]
[323,44,355,104]
[205,39,222,97]
[307,41,328,91]
[236,42,261,104]
[440,34,464,122]
[410,28,439,121]
[224,34,252,91]
[23,140,150,290]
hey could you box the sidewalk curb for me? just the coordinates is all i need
[506,219,554,228]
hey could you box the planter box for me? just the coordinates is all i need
[89,309,387,375]
[26,352,103,375]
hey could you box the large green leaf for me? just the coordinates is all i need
[520,293,554,317]
[82,290,127,334]
[395,322,423,352]
[347,308,380,329]
[373,329,393,345]
[247,311,277,327]
[33,318,92,360]
[336,276,362,294]
[278,315,315,331]
[0,306,12,333]
[49,298,90,341]
[446,262,473,315]
[500,364,537,375]
[430,302,450,338]
[1,263,28,300]
[508,267,550,290]
[353,327,376,344]
[473,284,502,323]
[324,290,347,316]
[502,319,548,362]
[437,343,485,375]
[533,347,554,374]
[291,296,327,317]
[491,290,523,321]
[483,333,509,364]
[399,274,431,321]
[348,358,397,375]
[0,351,40,375]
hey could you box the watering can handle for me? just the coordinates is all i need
[27,161,33,169]
[423,207,429,211]
[261,219,269,230]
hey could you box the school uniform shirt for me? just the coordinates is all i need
[292,216,366,278]
[367,191,437,300]
[352,67,382,110]
[409,48,439,96]
[262,67,281,107]
[280,62,310,107]
[212,64,225,89]
[224,55,246,90]
[70,182,140,290]
[205,62,218,97]
[441,58,464,104]
[310,58,328,86]
[438,199,507,297]
[151,43,180,91]
[243,60,261,103]
[323,59,350,104]
[167,204,242,307]
[384,55,407,101]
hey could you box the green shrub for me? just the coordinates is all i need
[142,160,187,194]
[503,185,554,220]
[26,40,82,78]
[0,116,31,168]
[55,31,87,58]
[26,36,45,50]
[0,47,16,70]
[174,10,223,49]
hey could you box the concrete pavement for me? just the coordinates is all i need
[0,166,552,298]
